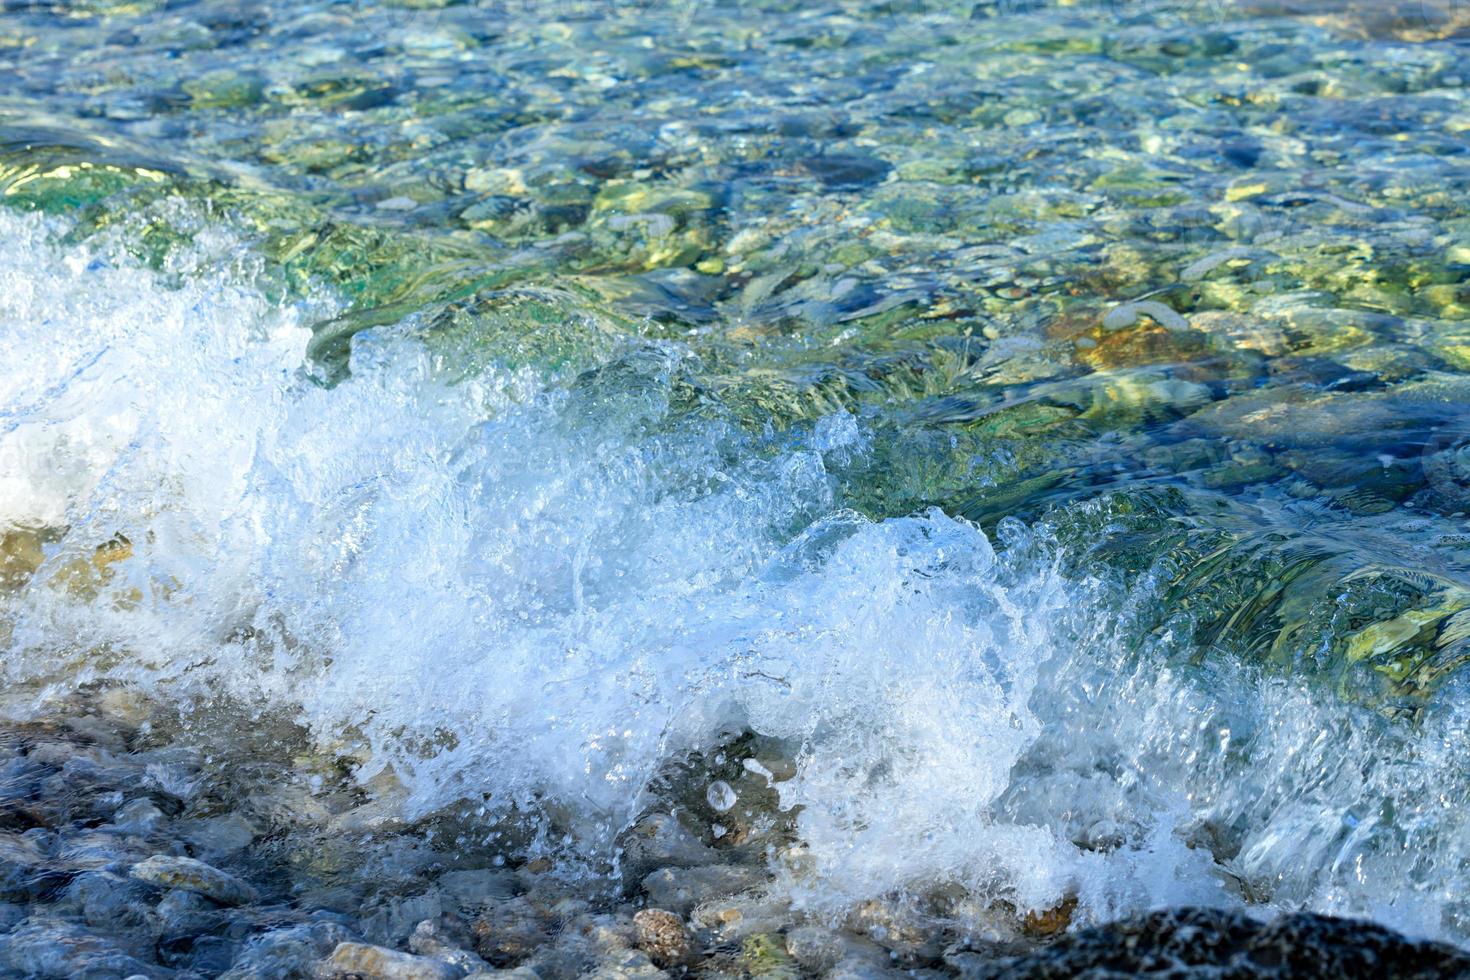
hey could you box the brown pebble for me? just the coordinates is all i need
[633,908,695,967]
[1023,895,1078,938]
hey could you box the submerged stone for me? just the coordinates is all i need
[318,941,461,980]
[129,855,258,906]
[641,865,764,918]
[0,918,162,979]
[631,909,694,969]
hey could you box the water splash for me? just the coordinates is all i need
[2,209,1468,942]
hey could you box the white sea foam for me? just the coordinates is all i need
[2,209,1467,940]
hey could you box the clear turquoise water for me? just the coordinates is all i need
[3,0,1470,944]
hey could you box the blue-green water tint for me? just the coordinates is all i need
[3,0,1470,946]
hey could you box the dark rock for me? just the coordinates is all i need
[0,831,64,901]
[0,917,163,979]
[791,154,892,190]
[436,869,519,911]
[155,887,222,938]
[619,814,717,884]
[62,871,155,933]
[472,897,547,967]
[953,907,1470,979]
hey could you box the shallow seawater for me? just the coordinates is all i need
[2,0,1470,963]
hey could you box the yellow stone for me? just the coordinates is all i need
[1225,182,1269,202]
[0,528,44,590]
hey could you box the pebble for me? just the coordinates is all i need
[641,865,764,917]
[317,941,463,979]
[583,946,668,980]
[409,917,492,974]
[179,813,259,857]
[472,898,547,967]
[155,887,220,936]
[436,869,519,910]
[109,799,167,835]
[632,909,694,968]
[1102,300,1190,332]
[0,918,162,979]
[129,854,259,906]
[824,957,906,980]
[377,196,420,212]
[1180,246,1276,283]
[219,920,354,979]
[619,813,718,882]
[63,871,153,931]
[785,925,852,973]
[690,892,792,944]
[0,831,55,901]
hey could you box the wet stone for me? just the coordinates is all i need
[741,932,801,980]
[846,900,948,965]
[784,925,848,974]
[220,919,355,979]
[435,869,519,911]
[631,909,693,969]
[953,907,1470,979]
[583,946,668,980]
[317,940,463,980]
[1076,320,1210,371]
[129,853,259,906]
[0,918,162,979]
[110,799,167,835]
[0,831,61,901]
[690,891,792,945]
[471,897,546,967]
[183,69,265,108]
[178,812,259,857]
[1102,300,1190,332]
[619,813,718,882]
[409,916,491,975]
[62,871,154,933]
[641,865,764,918]
[155,887,221,937]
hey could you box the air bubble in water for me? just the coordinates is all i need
[707,780,737,812]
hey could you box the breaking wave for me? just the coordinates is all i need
[2,208,1467,942]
